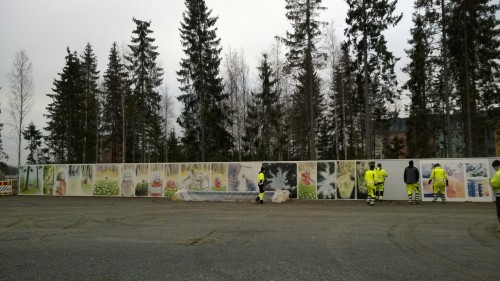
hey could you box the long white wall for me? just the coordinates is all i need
[17,158,499,202]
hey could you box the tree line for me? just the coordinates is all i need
[1,0,498,169]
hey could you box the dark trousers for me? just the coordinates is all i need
[258,184,264,194]
[496,193,500,223]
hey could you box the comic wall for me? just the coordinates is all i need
[18,158,499,202]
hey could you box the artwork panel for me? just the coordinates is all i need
[465,162,489,178]
[67,165,81,196]
[53,165,68,196]
[19,165,43,195]
[420,160,465,201]
[80,165,94,196]
[121,164,136,197]
[317,161,336,200]
[336,161,355,199]
[165,164,180,198]
[134,164,150,196]
[179,163,211,191]
[265,162,297,198]
[356,161,371,200]
[297,162,317,200]
[42,165,55,195]
[94,164,120,196]
[149,164,164,197]
[467,179,491,201]
[211,163,228,192]
[227,162,260,192]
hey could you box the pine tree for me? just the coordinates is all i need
[80,43,100,163]
[177,0,232,161]
[102,42,130,163]
[166,129,181,162]
[22,122,43,164]
[343,0,402,158]
[126,18,164,162]
[280,0,327,160]
[45,48,85,163]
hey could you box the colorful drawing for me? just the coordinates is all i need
[165,164,179,198]
[211,163,227,191]
[121,164,136,197]
[356,161,371,199]
[94,164,120,196]
[467,179,490,199]
[337,161,355,199]
[67,165,93,196]
[42,165,55,195]
[149,164,164,197]
[19,165,43,195]
[317,162,336,199]
[135,164,149,196]
[465,162,488,178]
[421,161,465,200]
[180,163,210,191]
[298,162,317,200]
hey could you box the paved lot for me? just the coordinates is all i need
[0,196,499,281]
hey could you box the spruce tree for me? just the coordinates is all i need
[22,122,43,164]
[177,0,232,161]
[80,43,100,163]
[403,12,436,158]
[126,18,164,162]
[242,92,260,161]
[447,0,500,156]
[280,0,327,160]
[45,48,85,163]
[343,0,402,158]
[102,42,130,163]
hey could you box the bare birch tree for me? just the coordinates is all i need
[7,50,34,167]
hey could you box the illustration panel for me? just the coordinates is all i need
[264,162,297,198]
[356,161,372,200]
[121,164,136,197]
[421,160,465,201]
[297,162,317,200]
[165,164,180,198]
[19,165,43,195]
[149,164,164,197]
[67,165,94,196]
[336,161,355,199]
[227,163,260,192]
[94,164,120,196]
[134,164,150,196]
[179,163,211,191]
[211,163,228,191]
[317,162,336,199]
[42,165,56,195]
[465,160,491,202]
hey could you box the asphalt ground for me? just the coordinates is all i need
[0,196,499,281]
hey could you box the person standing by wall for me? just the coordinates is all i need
[490,160,500,223]
[256,166,265,204]
[375,163,388,201]
[404,160,420,204]
[428,163,448,203]
[365,162,376,206]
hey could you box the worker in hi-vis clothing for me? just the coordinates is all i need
[256,166,265,204]
[404,160,420,204]
[374,163,388,201]
[428,163,448,203]
[365,162,376,206]
[490,160,500,223]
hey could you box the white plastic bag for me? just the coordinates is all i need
[272,189,290,203]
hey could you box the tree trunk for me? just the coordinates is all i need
[463,1,472,157]
[441,0,452,158]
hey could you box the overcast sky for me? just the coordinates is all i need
[0,0,414,166]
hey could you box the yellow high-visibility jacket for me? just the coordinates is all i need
[258,171,265,185]
[430,166,447,184]
[374,168,388,184]
[491,169,500,192]
[365,170,375,186]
